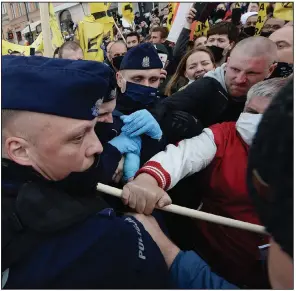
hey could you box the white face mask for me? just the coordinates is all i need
[236,112,263,146]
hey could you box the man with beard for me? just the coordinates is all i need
[153,36,278,130]
[1,56,170,289]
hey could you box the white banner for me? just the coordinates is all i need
[167,2,194,43]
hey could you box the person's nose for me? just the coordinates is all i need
[235,72,247,84]
[142,79,150,87]
[195,63,205,73]
[86,130,103,157]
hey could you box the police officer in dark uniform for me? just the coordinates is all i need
[1,56,170,289]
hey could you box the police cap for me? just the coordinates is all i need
[2,56,116,120]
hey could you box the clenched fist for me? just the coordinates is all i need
[122,173,172,215]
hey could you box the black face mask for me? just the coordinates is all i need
[243,26,256,36]
[208,45,224,62]
[52,154,102,197]
[260,31,273,38]
[111,55,124,71]
[269,62,293,79]
[214,9,226,20]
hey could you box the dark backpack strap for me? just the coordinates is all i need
[2,182,109,271]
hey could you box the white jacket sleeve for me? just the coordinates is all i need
[137,128,217,190]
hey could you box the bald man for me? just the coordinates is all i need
[153,36,278,128]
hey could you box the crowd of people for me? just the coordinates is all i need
[2,2,293,289]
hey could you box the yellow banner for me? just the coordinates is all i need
[167,3,178,31]
[75,16,105,62]
[194,19,210,37]
[255,3,268,35]
[122,3,134,25]
[89,3,114,24]
[274,3,293,21]
[2,32,44,56]
[49,3,64,50]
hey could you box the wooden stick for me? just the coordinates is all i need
[97,183,267,235]
[39,3,52,57]
[113,19,127,44]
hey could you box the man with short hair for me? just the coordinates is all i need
[206,21,239,65]
[126,32,140,49]
[150,27,169,44]
[121,77,288,288]
[154,36,278,130]
[108,41,127,71]
[58,41,84,60]
[268,25,293,78]
[1,56,170,289]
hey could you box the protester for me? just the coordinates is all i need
[268,25,293,78]
[58,41,84,60]
[174,8,239,67]
[108,40,127,71]
[150,26,169,45]
[105,40,115,62]
[247,79,293,290]
[165,47,215,96]
[206,21,239,65]
[121,77,288,288]
[126,31,140,49]
[1,56,170,289]
[247,2,259,12]
[240,11,258,36]
[154,36,277,130]
[128,86,293,285]
[260,17,286,37]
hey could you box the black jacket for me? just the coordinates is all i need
[155,76,246,128]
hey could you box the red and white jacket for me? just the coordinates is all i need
[137,121,269,287]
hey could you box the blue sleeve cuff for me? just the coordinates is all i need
[169,251,238,289]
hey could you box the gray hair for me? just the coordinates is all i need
[246,77,289,104]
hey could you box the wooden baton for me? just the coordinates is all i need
[96,183,267,235]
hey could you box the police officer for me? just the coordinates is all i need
[1,56,170,289]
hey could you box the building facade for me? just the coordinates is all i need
[1,2,167,45]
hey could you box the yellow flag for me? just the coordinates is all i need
[121,3,134,25]
[167,3,178,31]
[2,40,30,56]
[76,16,105,62]
[255,3,268,35]
[234,3,241,8]
[89,3,114,24]
[31,32,44,52]
[194,19,210,37]
[49,3,64,50]
[274,3,293,21]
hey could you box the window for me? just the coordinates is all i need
[35,3,39,9]
[19,3,24,15]
[16,3,21,17]
[25,2,30,13]
[10,3,16,18]
[2,3,7,14]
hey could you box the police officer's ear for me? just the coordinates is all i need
[116,71,126,93]
[5,136,33,167]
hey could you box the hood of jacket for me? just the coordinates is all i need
[204,63,228,93]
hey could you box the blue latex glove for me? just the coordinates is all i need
[123,153,140,181]
[108,133,142,155]
[120,109,162,140]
